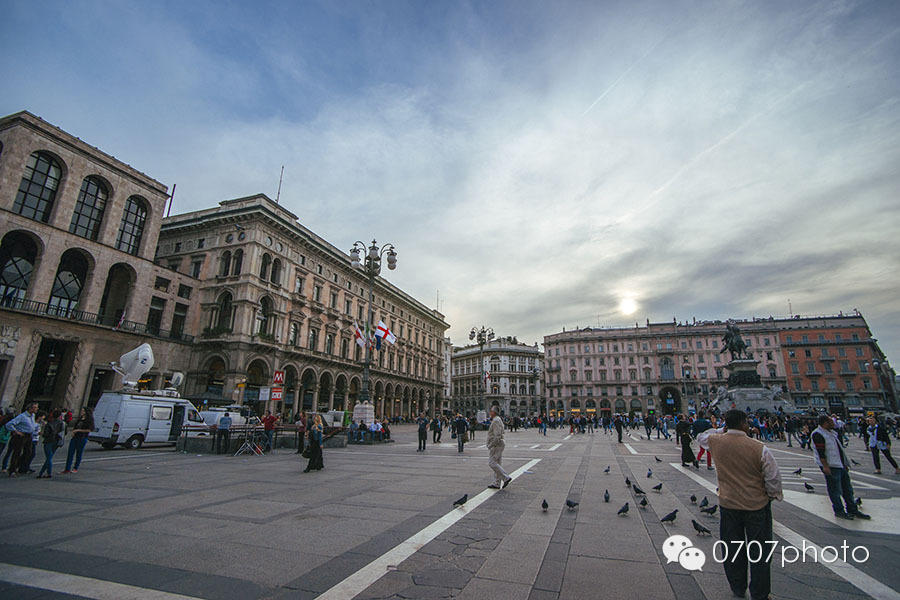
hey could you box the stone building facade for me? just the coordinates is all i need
[543,319,788,418]
[773,314,896,415]
[0,111,199,412]
[450,337,543,417]
[156,195,449,419]
[544,314,895,418]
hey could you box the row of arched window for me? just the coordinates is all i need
[12,151,149,255]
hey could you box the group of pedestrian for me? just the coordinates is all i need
[1,403,93,478]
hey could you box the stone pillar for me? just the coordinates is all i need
[328,388,334,412]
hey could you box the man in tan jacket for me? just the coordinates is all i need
[486,406,511,489]
[698,410,782,600]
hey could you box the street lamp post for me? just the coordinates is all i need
[350,239,397,416]
[469,326,494,414]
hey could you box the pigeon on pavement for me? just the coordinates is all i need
[699,496,709,508]
[632,484,646,495]
[804,482,815,492]
[692,519,712,535]
[604,490,610,503]
[700,504,718,516]
[453,494,468,507]
[792,467,802,475]
[639,497,648,509]
[660,509,678,523]
[566,499,579,511]
[690,494,697,504]
[541,499,548,512]
[647,468,653,478]
[617,502,629,516]
[625,477,631,488]
[655,456,662,462]
[652,483,663,492]
[604,465,611,474]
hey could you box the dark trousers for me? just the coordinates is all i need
[823,467,858,515]
[432,429,440,443]
[720,503,773,600]
[681,435,695,465]
[65,436,88,471]
[457,434,465,453]
[418,430,426,451]
[215,430,231,454]
[6,434,28,474]
[21,440,37,472]
[615,427,623,443]
[871,446,898,471]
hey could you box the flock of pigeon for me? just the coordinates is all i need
[452,457,863,536]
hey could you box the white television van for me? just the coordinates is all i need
[90,392,207,449]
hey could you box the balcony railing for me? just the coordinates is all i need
[0,297,194,343]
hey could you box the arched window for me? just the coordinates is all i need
[69,176,109,240]
[232,249,243,275]
[270,258,281,284]
[206,357,226,397]
[219,251,232,277]
[216,292,233,331]
[660,358,675,380]
[48,249,89,315]
[14,151,63,223]
[0,232,38,306]
[116,196,147,255]
[257,296,272,335]
[259,253,271,280]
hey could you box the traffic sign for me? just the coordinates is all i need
[271,386,283,401]
[273,370,285,384]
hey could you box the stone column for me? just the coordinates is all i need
[328,388,335,412]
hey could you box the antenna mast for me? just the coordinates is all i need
[275,165,284,203]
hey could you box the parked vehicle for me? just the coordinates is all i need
[90,392,208,449]
[199,406,255,427]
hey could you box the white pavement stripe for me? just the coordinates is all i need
[538,444,561,452]
[563,434,572,441]
[623,443,637,455]
[0,563,203,600]
[530,444,540,449]
[316,458,542,600]
[670,464,897,600]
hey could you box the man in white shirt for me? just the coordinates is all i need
[812,415,870,520]
[486,407,511,490]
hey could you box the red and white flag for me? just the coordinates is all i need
[353,323,366,348]
[376,320,397,345]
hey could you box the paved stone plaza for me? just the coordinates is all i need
[0,425,898,600]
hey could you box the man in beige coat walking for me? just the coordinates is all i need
[487,406,512,489]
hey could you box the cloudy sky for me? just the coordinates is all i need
[2,0,899,360]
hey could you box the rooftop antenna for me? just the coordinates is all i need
[165,183,176,217]
[275,165,284,203]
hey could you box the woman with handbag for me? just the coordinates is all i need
[303,414,324,473]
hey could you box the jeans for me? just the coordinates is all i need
[65,436,89,471]
[822,467,857,515]
[39,442,57,476]
[458,433,465,453]
[720,502,773,600]
[264,430,274,451]
[541,424,547,436]
[786,431,799,447]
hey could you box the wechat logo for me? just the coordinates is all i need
[662,535,706,571]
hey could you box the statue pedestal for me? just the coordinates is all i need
[713,359,795,414]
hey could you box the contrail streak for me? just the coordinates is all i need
[582,37,664,116]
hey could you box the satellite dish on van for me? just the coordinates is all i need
[168,372,185,389]
[111,344,155,388]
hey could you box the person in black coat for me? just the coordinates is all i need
[676,416,699,468]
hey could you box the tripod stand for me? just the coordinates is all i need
[234,426,264,456]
